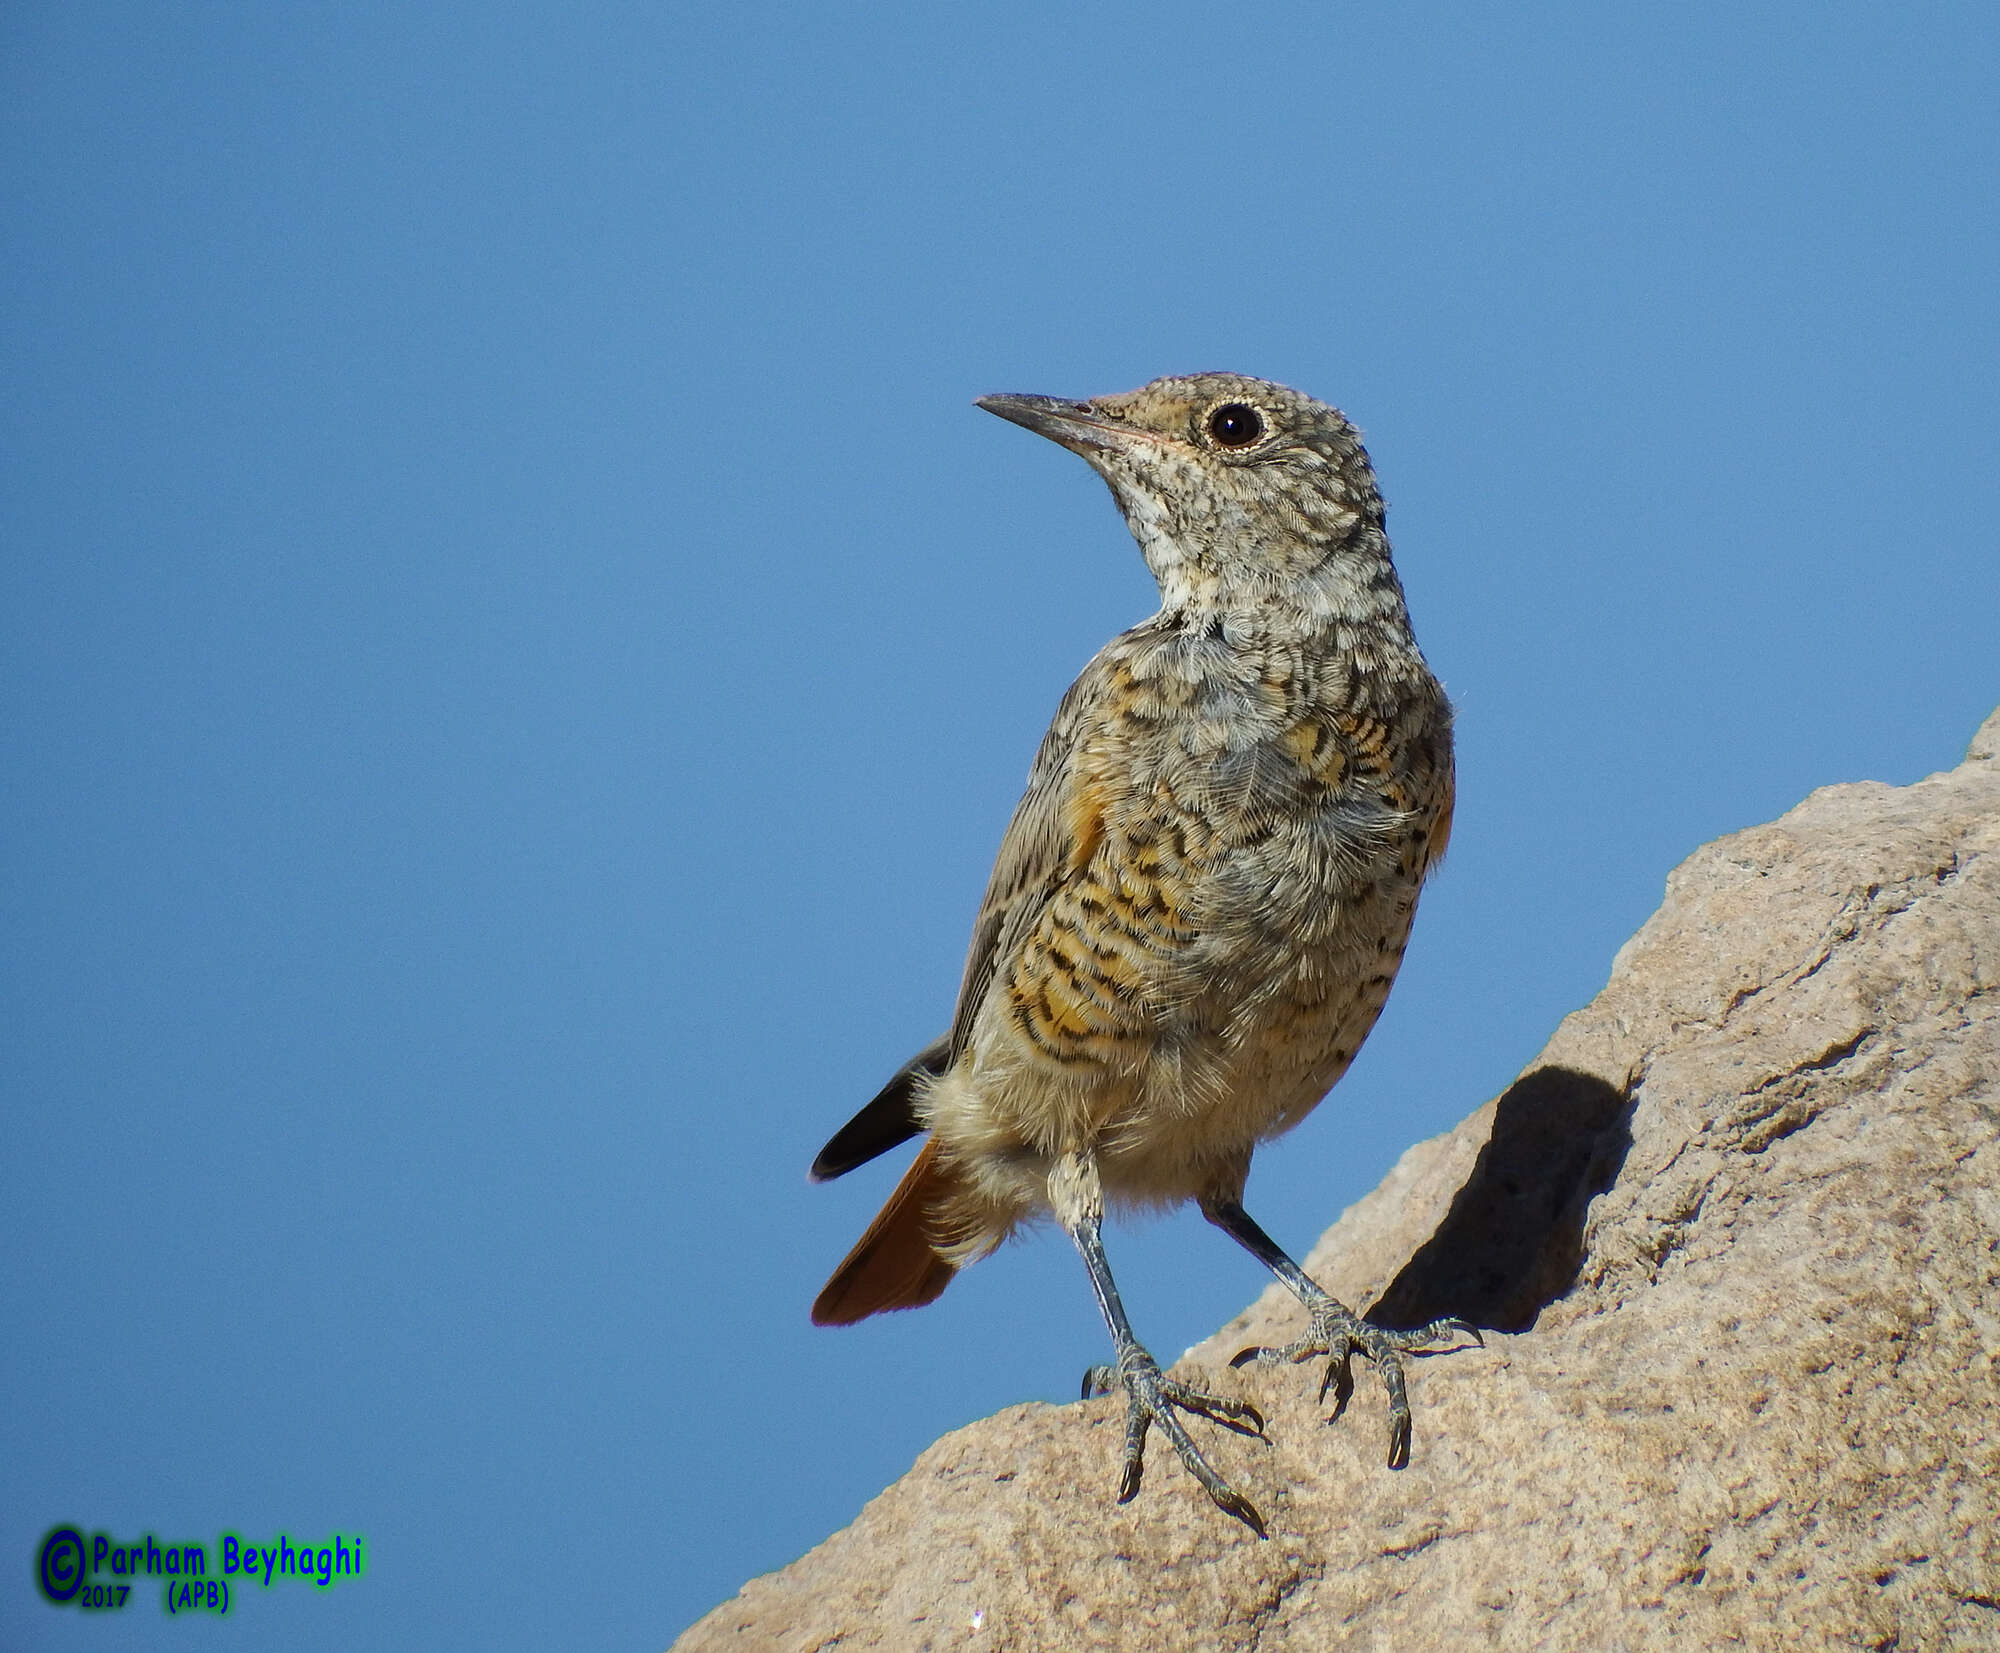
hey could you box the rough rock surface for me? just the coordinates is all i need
[677,710,2000,1652]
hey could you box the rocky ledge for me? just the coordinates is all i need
[677,708,2000,1652]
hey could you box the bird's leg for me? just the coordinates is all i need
[1201,1195,1479,1469]
[1055,1158,1267,1535]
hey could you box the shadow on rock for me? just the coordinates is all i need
[1369,1066,1632,1335]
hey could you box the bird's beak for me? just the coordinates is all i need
[975,393,1143,457]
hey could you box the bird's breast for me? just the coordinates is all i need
[981,630,1448,1090]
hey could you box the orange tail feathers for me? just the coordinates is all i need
[811,1139,962,1326]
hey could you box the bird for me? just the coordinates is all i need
[809,372,1473,1534]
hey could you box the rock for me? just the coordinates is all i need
[676,709,2000,1652]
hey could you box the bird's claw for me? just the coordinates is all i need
[1081,1354,1268,1536]
[1231,1306,1479,1469]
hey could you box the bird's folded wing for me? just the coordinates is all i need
[808,1035,949,1181]
[945,656,1114,1064]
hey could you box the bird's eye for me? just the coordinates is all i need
[1206,403,1265,449]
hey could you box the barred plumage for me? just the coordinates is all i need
[811,374,1475,1532]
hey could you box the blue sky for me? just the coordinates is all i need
[4,4,1995,1647]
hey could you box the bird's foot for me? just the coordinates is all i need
[1081,1349,1268,1536]
[1231,1298,1479,1469]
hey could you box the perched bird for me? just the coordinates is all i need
[810,373,1472,1533]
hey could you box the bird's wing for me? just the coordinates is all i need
[809,1034,948,1181]
[809,649,1118,1181]
[944,655,1114,1063]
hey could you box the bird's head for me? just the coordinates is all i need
[977,373,1388,613]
